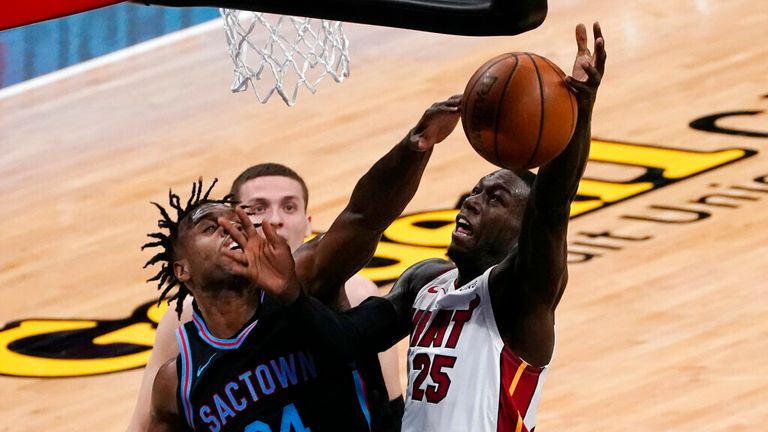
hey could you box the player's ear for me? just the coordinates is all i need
[304,214,313,237]
[173,260,190,283]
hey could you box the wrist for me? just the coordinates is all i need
[401,129,418,151]
[275,277,302,305]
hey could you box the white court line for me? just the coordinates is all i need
[0,16,224,101]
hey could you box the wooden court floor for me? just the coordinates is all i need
[1,0,767,430]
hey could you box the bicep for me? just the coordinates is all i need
[519,208,569,286]
[341,297,405,353]
[518,205,570,294]
[383,277,418,334]
[286,294,398,359]
[148,360,182,432]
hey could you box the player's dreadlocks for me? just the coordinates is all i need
[142,178,235,318]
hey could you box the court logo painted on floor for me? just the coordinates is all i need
[1,119,764,377]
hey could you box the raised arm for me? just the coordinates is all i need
[295,96,462,305]
[490,22,605,362]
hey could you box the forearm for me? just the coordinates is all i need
[344,135,432,232]
[286,293,404,359]
[343,297,408,352]
[532,105,593,212]
[301,98,457,298]
[298,139,429,302]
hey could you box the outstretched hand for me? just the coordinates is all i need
[219,207,300,304]
[408,94,462,151]
[565,22,606,109]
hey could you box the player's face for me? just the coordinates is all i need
[234,176,312,252]
[448,170,530,263]
[174,204,246,288]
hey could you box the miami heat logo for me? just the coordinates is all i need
[407,296,481,403]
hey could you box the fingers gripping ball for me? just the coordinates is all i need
[461,52,578,169]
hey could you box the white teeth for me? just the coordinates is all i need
[454,228,470,237]
[229,243,241,250]
[455,215,472,236]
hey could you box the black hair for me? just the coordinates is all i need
[142,178,233,318]
[454,169,537,208]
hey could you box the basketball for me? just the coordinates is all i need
[460,52,578,169]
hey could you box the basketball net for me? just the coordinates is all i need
[219,10,350,106]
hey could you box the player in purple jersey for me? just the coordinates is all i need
[129,163,404,432]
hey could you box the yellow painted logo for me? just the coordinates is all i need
[358,139,755,283]
[0,139,755,377]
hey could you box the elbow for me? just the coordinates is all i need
[346,208,392,234]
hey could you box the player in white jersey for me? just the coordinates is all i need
[292,21,605,432]
[401,262,549,431]
[388,22,606,431]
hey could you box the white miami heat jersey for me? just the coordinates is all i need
[402,266,549,432]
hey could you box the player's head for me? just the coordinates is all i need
[447,169,535,268]
[229,163,312,251]
[143,179,243,317]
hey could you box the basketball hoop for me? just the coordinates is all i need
[219,10,350,106]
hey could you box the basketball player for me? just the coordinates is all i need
[272,22,606,431]
[145,96,463,431]
[128,164,403,431]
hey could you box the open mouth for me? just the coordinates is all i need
[223,237,242,251]
[454,214,473,237]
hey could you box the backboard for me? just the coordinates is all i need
[146,0,548,36]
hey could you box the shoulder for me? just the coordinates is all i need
[154,357,179,393]
[151,297,194,362]
[396,258,455,294]
[179,296,194,322]
[158,296,194,329]
[385,259,454,309]
[489,248,520,282]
